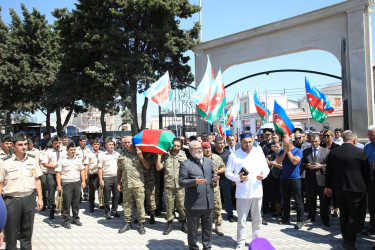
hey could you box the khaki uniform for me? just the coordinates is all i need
[98,151,120,215]
[56,156,85,182]
[161,150,187,221]
[118,149,146,224]
[210,154,224,226]
[0,154,42,249]
[87,150,102,209]
[144,153,156,211]
[75,147,90,165]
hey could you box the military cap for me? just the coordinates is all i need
[67,141,76,149]
[62,135,68,139]
[12,132,27,142]
[93,137,101,144]
[46,140,53,148]
[79,135,87,141]
[2,134,11,143]
[51,135,59,142]
[240,132,253,140]
[27,138,33,144]
[201,142,211,148]
[292,128,303,134]
[263,128,274,135]
[105,136,113,144]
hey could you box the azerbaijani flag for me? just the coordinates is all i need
[203,69,226,124]
[144,71,172,110]
[225,87,241,125]
[305,77,334,123]
[254,87,271,123]
[218,111,232,138]
[192,55,215,119]
[273,100,295,135]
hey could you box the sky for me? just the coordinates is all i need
[0,0,368,123]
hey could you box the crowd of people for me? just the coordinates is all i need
[0,126,374,250]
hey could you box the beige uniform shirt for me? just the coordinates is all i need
[98,151,120,178]
[60,144,67,152]
[0,154,43,197]
[87,150,102,174]
[76,146,90,165]
[56,156,85,182]
[38,150,48,174]
[42,148,67,174]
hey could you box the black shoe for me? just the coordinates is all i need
[362,228,375,236]
[279,219,290,225]
[228,215,235,223]
[104,213,111,220]
[111,212,121,218]
[134,218,139,224]
[304,218,315,224]
[83,197,89,201]
[49,209,55,220]
[323,221,331,227]
[294,221,304,230]
[89,207,94,213]
[342,242,357,250]
[72,220,82,226]
[154,209,161,217]
[163,221,173,235]
[118,222,132,234]
[63,221,71,229]
[138,223,146,235]
[99,206,104,209]
[180,220,187,233]
[149,211,155,224]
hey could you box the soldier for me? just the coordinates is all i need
[155,138,187,235]
[86,138,103,213]
[38,140,51,211]
[143,152,157,224]
[76,135,90,201]
[43,135,66,220]
[60,135,69,152]
[27,138,40,157]
[0,135,14,157]
[56,141,86,229]
[202,141,224,236]
[0,132,43,249]
[117,136,150,235]
[98,137,121,219]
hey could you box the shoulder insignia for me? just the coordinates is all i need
[2,155,12,161]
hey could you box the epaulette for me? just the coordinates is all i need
[1,155,12,161]
[26,153,35,158]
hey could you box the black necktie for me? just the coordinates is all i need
[313,148,317,163]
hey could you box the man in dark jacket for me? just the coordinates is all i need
[179,140,219,250]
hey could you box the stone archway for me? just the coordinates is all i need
[193,0,374,138]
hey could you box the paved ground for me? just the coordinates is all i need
[2,199,375,250]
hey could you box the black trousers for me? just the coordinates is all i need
[305,182,330,223]
[62,181,81,222]
[336,190,363,246]
[367,182,375,229]
[186,208,213,250]
[47,173,57,209]
[40,173,48,208]
[89,174,99,209]
[281,178,304,222]
[4,192,36,250]
[103,176,119,214]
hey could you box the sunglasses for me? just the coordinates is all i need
[323,134,331,137]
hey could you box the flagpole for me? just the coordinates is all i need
[199,0,202,41]
[306,101,311,133]
[173,89,179,137]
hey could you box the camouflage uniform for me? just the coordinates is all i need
[143,153,156,211]
[161,150,187,221]
[210,153,224,226]
[118,149,146,224]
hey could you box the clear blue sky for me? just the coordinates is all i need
[0,0,369,122]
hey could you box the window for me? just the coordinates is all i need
[244,102,247,114]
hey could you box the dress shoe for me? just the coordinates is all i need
[323,221,331,227]
[104,213,112,220]
[89,207,94,213]
[72,220,82,226]
[149,211,155,224]
[49,209,55,220]
[228,215,235,223]
[138,223,146,235]
[342,242,357,250]
[294,221,304,230]
[118,223,132,234]
[215,224,224,236]
[180,220,187,233]
[304,218,315,224]
[111,212,121,218]
[163,221,173,235]
[279,219,290,225]
[63,222,71,229]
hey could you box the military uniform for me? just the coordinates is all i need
[143,153,157,212]
[0,153,42,249]
[56,155,85,225]
[161,150,187,222]
[209,154,224,228]
[38,148,49,210]
[87,149,102,211]
[98,150,120,217]
[118,149,146,224]
[76,146,90,200]
[43,147,66,211]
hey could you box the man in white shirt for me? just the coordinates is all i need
[225,132,269,249]
[333,128,343,145]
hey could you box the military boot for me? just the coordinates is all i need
[215,223,224,236]
[149,210,156,224]
[180,219,188,233]
[163,221,173,235]
[118,222,132,234]
[138,223,146,235]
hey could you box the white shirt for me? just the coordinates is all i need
[98,151,120,177]
[225,146,269,199]
[333,137,343,145]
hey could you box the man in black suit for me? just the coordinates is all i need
[325,131,370,250]
[179,140,219,250]
[302,134,330,226]
[225,134,240,153]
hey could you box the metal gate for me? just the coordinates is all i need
[159,87,205,137]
